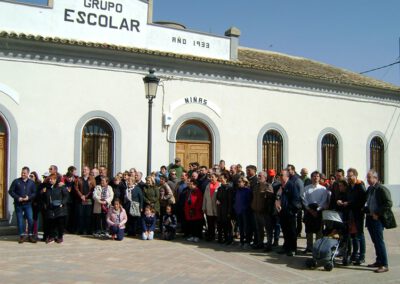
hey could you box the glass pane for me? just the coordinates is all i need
[370,136,384,183]
[82,119,113,173]
[0,120,6,135]
[177,123,210,141]
[262,130,283,172]
[321,134,338,176]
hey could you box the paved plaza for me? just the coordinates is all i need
[1,210,400,284]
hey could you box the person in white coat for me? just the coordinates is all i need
[93,176,114,237]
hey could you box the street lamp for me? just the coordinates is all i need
[143,69,160,176]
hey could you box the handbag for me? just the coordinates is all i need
[381,209,397,229]
[101,203,109,214]
[129,201,141,217]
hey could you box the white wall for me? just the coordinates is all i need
[1,57,400,218]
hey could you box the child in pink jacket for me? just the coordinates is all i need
[107,198,128,241]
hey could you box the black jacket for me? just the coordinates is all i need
[366,183,397,229]
[44,185,68,219]
[216,183,233,222]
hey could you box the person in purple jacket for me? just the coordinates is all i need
[234,177,252,249]
[141,205,156,240]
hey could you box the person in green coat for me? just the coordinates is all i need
[143,176,160,215]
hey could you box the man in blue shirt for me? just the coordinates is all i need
[8,166,37,243]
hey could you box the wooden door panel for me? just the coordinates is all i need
[0,135,5,219]
[176,142,211,170]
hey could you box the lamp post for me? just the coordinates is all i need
[143,69,160,177]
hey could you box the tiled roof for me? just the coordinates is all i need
[238,47,400,92]
[1,31,399,93]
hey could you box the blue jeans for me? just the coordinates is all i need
[15,203,34,236]
[366,216,388,267]
[109,225,125,241]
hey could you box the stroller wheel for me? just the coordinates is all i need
[306,258,317,269]
[324,262,334,271]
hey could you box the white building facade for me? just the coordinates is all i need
[0,0,399,223]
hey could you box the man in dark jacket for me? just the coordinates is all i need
[8,166,37,243]
[287,164,304,237]
[251,171,275,251]
[347,168,367,265]
[275,169,301,256]
[365,169,396,273]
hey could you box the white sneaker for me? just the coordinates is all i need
[187,237,194,242]
[193,237,199,243]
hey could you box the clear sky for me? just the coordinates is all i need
[153,0,400,86]
[13,0,400,86]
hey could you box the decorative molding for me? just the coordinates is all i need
[169,97,221,117]
[0,82,20,104]
[0,105,18,223]
[0,40,399,107]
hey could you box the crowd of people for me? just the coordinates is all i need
[8,158,396,274]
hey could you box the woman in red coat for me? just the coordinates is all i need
[184,178,204,243]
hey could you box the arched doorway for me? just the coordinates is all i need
[0,117,7,220]
[81,119,114,174]
[176,120,212,169]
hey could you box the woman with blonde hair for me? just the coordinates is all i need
[143,176,160,215]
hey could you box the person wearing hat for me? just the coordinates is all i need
[168,157,185,180]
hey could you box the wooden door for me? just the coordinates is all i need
[0,133,6,219]
[176,142,211,170]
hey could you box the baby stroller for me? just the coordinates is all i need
[305,210,350,271]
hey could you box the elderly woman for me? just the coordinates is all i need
[43,174,68,244]
[125,176,143,237]
[93,176,114,238]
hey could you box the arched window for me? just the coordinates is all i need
[262,130,283,173]
[176,121,211,141]
[370,136,385,183]
[321,133,338,176]
[82,119,114,172]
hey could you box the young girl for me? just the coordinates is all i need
[141,206,156,240]
[162,204,177,240]
[234,177,252,249]
[107,198,128,241]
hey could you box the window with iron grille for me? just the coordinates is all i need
[82,119,113,173]
[321,133,338,177]
[370,136,385,183]
[262,130,283,173]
